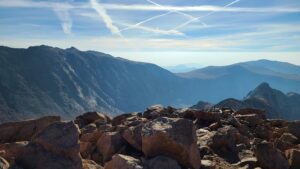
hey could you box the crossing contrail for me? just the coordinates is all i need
[173,0,241,30]
[146,0,207,26]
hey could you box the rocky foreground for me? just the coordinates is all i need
[0,106,300,169]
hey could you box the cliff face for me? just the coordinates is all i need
[1,106,300,169]
[0,46,194,122]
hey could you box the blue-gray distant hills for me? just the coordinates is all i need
[192,82,300,119]
[0,45,300,122]
[178,60,300,101]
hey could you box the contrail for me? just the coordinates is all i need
[120,11,172,32]
[146,0,194,19]
[120,0,207,34]
[146,0,207,26]
[173,0,241,30]
[120,23,184,36]
[90,0,122,36]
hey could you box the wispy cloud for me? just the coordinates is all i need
[0,0,74,34]
[90,0,121,36]
[52,5,72,34]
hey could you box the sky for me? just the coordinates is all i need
[0,0,300,67]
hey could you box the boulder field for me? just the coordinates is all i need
[0,105,300,169]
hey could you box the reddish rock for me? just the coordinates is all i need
[0,156,9,169]
[142,117,201,169]
[83,159,104,169]
[143,105,175,119]
[208,126,241,162]
[81,124,98,134]
[273,127,289,139]
[194,111,221,123]
[122,125,142,151]
[200,160,216,169]
[15,121,82,169]
[196,129,215,147]
[235,114,264,127]
[75,112,111,128]
[80,131,103,143]
[0,116,61,144]
[269,119,288,128]
[111,113,135,126]
[112,113,143,126]
[254,125,272,140]
[104,154,142,169]
[235,108,266,119]
[274,138,294,152]
[285,149,300,169]
[0,142,28,163]
[91,152,103,165]
[280,133,298,144]
[288,121,300,140]
[208,122,220,130]
[255,142,289,169]
[96,132,125,162]
[80,142,94,159]
[145,156,181,169]
[234,157,258,169]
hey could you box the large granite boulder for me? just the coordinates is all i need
[15,121,82,169]
[122,124,143,151]
[141,117,201,169]
[0,116,61,144]
[207,125,242,163]
[255,142,289,169]
[96,132,125,162]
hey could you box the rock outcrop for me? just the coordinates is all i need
[255,142,289,169]
[141,117,201,169]
[15,121,82,169]
[0,116,61,144]
[0,106,299,169]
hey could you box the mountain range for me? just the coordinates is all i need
[0,45,300,122]
[164,64,199,73]
[192,82,300,119]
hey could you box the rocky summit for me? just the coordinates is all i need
[1,105,300,169]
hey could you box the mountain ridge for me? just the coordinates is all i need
[1,45,300,122]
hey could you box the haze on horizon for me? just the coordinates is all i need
[0,0,300,67]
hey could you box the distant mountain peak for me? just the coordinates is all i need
[256,82,271,90]
[28,45,53,49]
[245,82,274,100]
[66,46,79,51]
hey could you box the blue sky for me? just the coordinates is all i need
[0,0,300,66]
